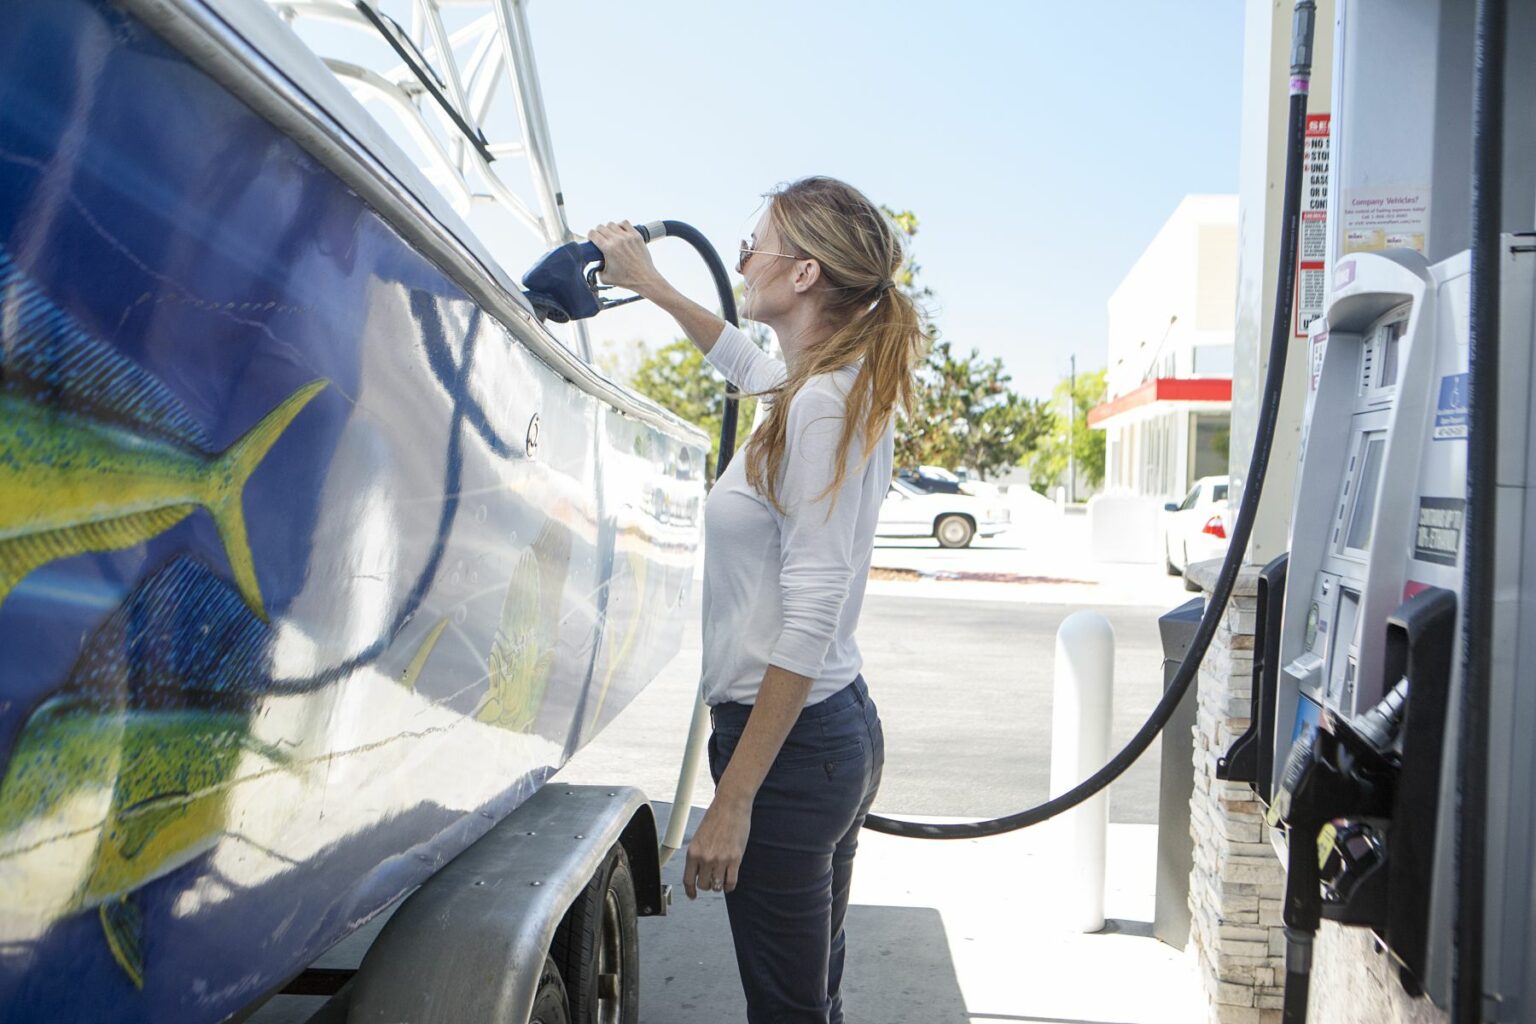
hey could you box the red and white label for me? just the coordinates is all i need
[1295,114,1330,338]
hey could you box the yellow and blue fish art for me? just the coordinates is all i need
[0,558,450,989]
[587,548,651,729]
[475,522,572,732]
[0,558,289,988]
[0,249,325,620]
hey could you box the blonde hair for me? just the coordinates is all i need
[744,177,929,513]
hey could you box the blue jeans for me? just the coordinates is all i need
[708,677,885,1024]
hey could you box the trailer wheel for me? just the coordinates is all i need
[529,957,570,1024]
[554,844,639,1024]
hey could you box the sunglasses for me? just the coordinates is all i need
[738,239,803,274]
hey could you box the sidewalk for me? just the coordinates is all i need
[632,804,1203,1024]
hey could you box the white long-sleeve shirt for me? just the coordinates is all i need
[699,323,894,706]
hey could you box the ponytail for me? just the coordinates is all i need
[743,178,929,513]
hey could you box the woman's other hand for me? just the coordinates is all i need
[683,793,751,899]
[587,221,662,296]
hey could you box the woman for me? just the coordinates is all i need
[588,176,926,1024]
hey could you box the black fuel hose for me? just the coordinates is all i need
[643,220,744,474]
[862,0,1317,842]
[1453,1,1505,1020]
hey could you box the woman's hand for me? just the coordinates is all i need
[683,792,751,899]
[587,221,663,297]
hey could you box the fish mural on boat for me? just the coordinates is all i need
[0,249,326,620]
[475,522,572,732]
[0,1,709,1011]
[588,548,651,728]
[0,558,450,989]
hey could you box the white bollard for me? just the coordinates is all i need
[1050,610,1115,932]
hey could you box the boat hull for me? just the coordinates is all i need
[0,0,706,1018]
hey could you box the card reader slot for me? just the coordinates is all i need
[1328,588,1361,707]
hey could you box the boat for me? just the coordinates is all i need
[0,0,707,1018]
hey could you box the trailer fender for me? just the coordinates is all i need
[346,784,661,1023]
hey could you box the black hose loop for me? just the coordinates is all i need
[659,220,743,474]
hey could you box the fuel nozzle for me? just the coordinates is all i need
[1270,708,1398,1024]
[1318,819,1388,916]
[1267,725,1317,827]
[521,221,668,323]
[1353,677,1408,753]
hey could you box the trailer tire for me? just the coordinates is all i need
[529,957,571,1024]
[554,843,639,1024]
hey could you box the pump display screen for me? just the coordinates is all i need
[1344,434,1387,551]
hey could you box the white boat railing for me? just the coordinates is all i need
[267,0,593,359]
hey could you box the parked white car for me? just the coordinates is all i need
[877,478,1011,548]
[1164,475,1231,580]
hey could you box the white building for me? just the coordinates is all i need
[1088,195,1237,501]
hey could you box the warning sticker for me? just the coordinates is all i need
[1415,497,1465,567]
[1297,267,1327,335]
[1309,328,1329,392]
[1295,114,1330,338]
[1433,373,1468,441]
[1303,115,1331,218]
[1342,185,1430,254]
[1301,214,1328,263]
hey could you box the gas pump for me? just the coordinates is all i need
[1270,246,1465,1008]
[1204,0,1536,1013]
[1223,239,1536,1013]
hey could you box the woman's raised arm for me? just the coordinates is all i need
[588,220,727,354]
[587,221,785,393]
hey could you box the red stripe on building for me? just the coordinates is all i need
[1086,378,1233,428]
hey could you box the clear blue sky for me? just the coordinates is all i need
[511,2,1245,399]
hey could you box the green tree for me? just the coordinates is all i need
[880,206,934,305]
[627,338,756,481]
[973,390,1055,480]
[896,339,1052,479]
[1029,368,1108,495]
[596,338,649,384]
